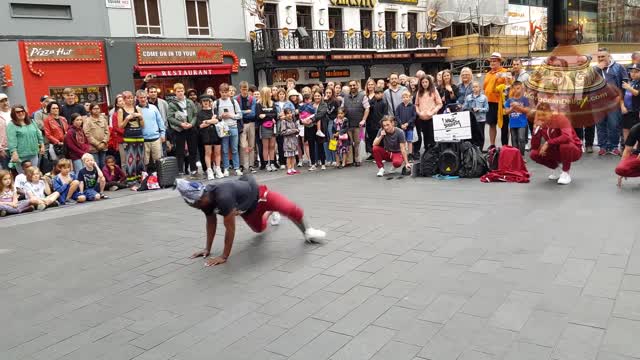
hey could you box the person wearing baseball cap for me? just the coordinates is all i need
[483,52,510,151]
[176,174,326,267]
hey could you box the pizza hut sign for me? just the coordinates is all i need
[24,41,104,62]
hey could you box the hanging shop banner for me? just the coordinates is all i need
[105,0,131,8]
[329,0,377,8]
[433,111,472,142]
[308,69,351,79]
[24,41,104,62]
[378,0,418,4]
[137,43,223,64]
[273,69,300,83]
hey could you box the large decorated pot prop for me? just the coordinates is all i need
[524,49,620,128]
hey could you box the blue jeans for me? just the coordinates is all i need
[92,151,107,169]
[222,127,240,170]
[324,119,336,163]
[73,159,84,173]
[597,110,622,151]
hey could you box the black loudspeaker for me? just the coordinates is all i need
[296,27,309,39]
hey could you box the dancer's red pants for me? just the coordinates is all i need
[241,185,304,233]
[530,143,582,172]
[373,146,403,168]
[615,156,640,178]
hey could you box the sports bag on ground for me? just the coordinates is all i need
[419,144,440,177]
[155,156,179,188]
[438,143,461,176]
[486,146,501,171]
[458,141,488,178]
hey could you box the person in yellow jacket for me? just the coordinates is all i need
[483,52,510,150]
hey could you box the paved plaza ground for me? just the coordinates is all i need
[2,151,640,360]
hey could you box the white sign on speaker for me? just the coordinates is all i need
[433,111,472,142]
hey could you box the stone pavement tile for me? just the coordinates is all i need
[356,254,398,273]
[219,324,288,360]
[418,313,487,360]
[602,237,634,257]
[265,318,333,357]
[519,310,569,347]
[432,237,475,258]
[597,254,629,269]
[61,328,140,360]
[419,294,468,324]
[287,274,338,299]
[322,257,367,278]
[370,340,420,360]
[471,326,517,358]
[396,256,448,284]
[289,331,352,360]
[569,296,614,329]
[269,290,340,329]
[393,319,441,347]
[539,246,573,265]
[276,254,324,272]
[323,270,372,294]
[312,251,354,270]
[276,266,324,289]
[329,294,398,336]
[469,260,502,274]
[313,286,379,323]
[626,255,640,276]
[570,241,604,261]
[398,249,431,263]
[412,234,447,252]
[360,260,415,289]
[613,291,640,321]
[379,279,419,299]
[459,350,497,360]
[449,248,486,266]
[30,317,134,360]
[583,266,624,299]
[551,324,605,360]
[601,318,640,358]
[503,341,552,360]
[554,259,596,287]
[123,309,181,335]
[374,306,420,331]
[395,278,446,310]
[258,295,303,316]
[145,263,184,278]
[489,290,543,332]
[460,282,514,318]
[535,284,582,314]
[621,274,640,291]
[3,319,92,359]
[330,325,395,360]
[597,351,639,360]
[510,263,563,294]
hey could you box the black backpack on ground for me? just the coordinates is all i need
[419,144,440,177]
[155,156,179,188]
[486,146,501,171]
[458,141,488,178]
[438,143,461,176]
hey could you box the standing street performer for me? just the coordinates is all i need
[529,103,582,185]
[175,175,326,266]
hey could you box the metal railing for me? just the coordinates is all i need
[251,28,442,57]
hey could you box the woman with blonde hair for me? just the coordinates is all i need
[365,78,376,100]
[256,87,278,171]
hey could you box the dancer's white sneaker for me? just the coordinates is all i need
[376,168,385,177]
[304,227,326,243]
[557,171,572,185]
[548,169,560,180]
[270,212,281,226]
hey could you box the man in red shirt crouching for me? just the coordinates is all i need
[529,103,582,185]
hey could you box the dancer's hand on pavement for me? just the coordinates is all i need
[190,249,210,259]
[205,256,226,267]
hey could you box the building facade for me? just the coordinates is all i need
[0,0,254,114]
[247,0,448,87]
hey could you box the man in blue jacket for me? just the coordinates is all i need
[236,81,257,173]
[595,47,628,156]
[136,90,166,168]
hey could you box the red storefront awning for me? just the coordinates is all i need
[134,64,232,77]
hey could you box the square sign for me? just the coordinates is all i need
[106,0,131,9]
[433,111,472,142]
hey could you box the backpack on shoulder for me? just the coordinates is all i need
[458,141,488,178]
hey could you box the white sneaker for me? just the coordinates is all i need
[389,167,399,174]
[223,169,230,177]
[332,162,337,166]
[548,169,560,180]
[309,165,317,171]
[377,167,385,177]
[557,171,572,185]
[206,168,215,180]
[297,161,303,168]
[236,169,243,176]
[270,212,281,226]
[215,167,224,178]
[316,130,326,137]
[304,227,326,243]
[321,165,326,170]
[280,164,285,170]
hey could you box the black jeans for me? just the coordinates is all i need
[174,128,198,174]
[574,125,595,147]
[276,135,285,166]
[501,115,510,146]
[365,126,379,155]
[420,120,435,149]
[197,136,207,172]
[413,121,423,156]
[304,126,325,165]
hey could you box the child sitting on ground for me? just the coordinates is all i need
[23,166,60,210]
[0,170,34,216]
[52,158,86,205]
[102,155,127,191]
[13,159,32,200]
[77,153,107,201]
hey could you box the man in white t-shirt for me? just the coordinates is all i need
[0,93,10,125]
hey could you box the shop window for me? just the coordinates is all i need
[134,0,162,35]
[186,0,210,36]
[10,3,72,19]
